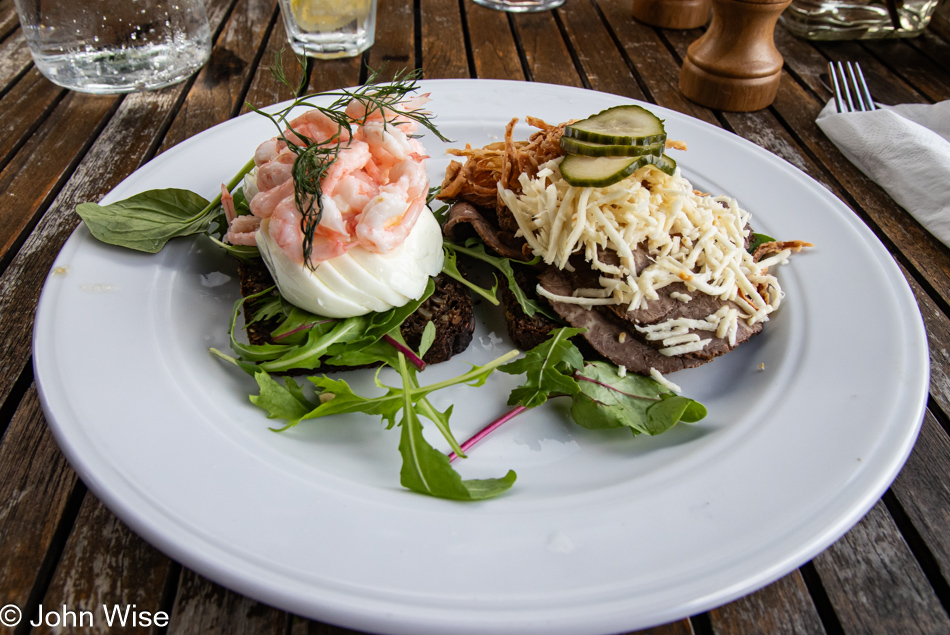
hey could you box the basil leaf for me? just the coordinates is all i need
[76,188,213,253]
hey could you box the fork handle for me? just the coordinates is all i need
[679,0,791,112]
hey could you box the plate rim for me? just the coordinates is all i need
[33,78,929,635]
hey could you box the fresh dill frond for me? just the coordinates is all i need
[246,55,451,269]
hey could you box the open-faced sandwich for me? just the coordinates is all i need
[439,105,810,380]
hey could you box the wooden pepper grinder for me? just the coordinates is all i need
[679,0,791,112]
[632,0,711,29]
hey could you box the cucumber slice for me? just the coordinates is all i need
[560,153,677,187]
[564,105,666,146]
[559,136,666,158]
[651,154,677,176]
[560,155,652,187]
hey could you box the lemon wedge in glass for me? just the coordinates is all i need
[290,0,372,33]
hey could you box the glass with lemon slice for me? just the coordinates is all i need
[279,0,376,58]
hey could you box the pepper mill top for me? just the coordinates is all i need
[678,0,792,112]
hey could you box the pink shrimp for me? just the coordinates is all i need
[221,184,236,223]
[344,93,431,135]
[250,178,294,218]
[283,109,349,147]
[321,140,372,196]
[355,156,429,253]
[256,147,296,191]
[225,215,261,246]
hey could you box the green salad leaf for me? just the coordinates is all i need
[500,327,584,407]
[748,232,776,254]
[76,189,212,254]
[76,157,257,254]
[499,328,706,435]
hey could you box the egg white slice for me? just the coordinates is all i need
[255,208,445,318]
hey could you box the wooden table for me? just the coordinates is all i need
[2,1,950,633]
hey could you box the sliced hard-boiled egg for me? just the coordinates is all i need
[255,207,445,318]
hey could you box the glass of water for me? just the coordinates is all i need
[13,0,211,94]
[278,0,377,59]
[472,0,566,11]
[781,0,942,39]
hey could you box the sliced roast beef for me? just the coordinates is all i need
[537,254,763,374]
[537,267,707,375]
[442,201,532,261]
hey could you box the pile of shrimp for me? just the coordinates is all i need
[224,95,431,265]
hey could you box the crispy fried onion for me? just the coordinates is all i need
[438,116,568,208]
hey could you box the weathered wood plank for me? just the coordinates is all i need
[0,67,63,168]
[900,259,950,417]
[366,0,415,75]
[0,0,20,40]
[861,39,950,103]
[0,386,80,613]
[419,0,469,79]
[0,30,34,91]
[891,412,950,588]
[0,90,118,264]
[708,571,825,635]
[593,4,718,124]
[811,500,950,634]
[241,18,305,111]
[161,0,280,152]
[629,619,695,634]
[556,0,646,100]
[770,33,950,316]
[510,11,582,87]
[165,569,287,635]
[465,3,524,80]
[0,0,237,411]
[39,494,175,634]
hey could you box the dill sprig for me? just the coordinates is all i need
[246,58,449,269]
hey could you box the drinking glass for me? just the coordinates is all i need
[278,0,377,59]
[472,0,567,11]
[14,0,212,94]
[781,0,942,39]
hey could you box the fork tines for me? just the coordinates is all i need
[830,61,877,113]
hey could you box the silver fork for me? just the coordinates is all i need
[829,61,877,113]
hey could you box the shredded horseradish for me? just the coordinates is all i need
[498,159,791,326]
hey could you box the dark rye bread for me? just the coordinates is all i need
[237,258,475,367]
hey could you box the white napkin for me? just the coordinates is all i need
[816,100,950,248]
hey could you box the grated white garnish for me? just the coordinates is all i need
[670,291,692,303]
[650,368,682,393]
[498,159,785,329]
[618,365,627,378]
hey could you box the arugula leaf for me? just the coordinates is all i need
[259,316,368,372]
[440,246,500,305]
[418,321,437,357]
[395,353,516,500]
[245,346,520,500]
[500,327,584,407]
[226,290,294,362]
[207,235,260,261]
[76,189,213,253]
[748,232,776,254]
[250,371,315,428]
[446,239,558,320]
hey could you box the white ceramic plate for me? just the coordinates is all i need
[34,80,928,635]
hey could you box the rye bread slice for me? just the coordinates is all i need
[236,258,474,367]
